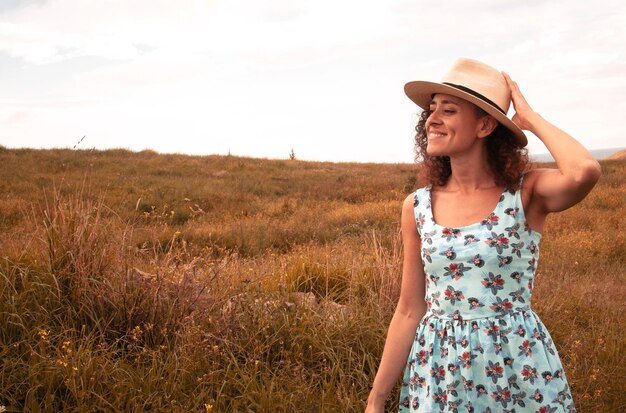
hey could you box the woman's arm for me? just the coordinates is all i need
[365,193,427,412]
[502,72,602,214]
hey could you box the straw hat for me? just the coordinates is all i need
[404,58,527,147]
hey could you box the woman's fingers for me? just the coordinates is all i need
[502,71,532,110]
[502,71,518,92]
[502,72,526,104]
[501,71,536,130]
[502,72,523,100]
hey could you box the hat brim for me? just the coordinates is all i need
[404,80,528,147]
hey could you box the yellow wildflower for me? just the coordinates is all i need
[38,329,50,341]
[62,340,72,355]
[131,325,142,341]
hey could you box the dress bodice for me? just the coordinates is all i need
[413,178,543,321]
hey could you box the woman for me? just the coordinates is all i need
[365,58,601,412]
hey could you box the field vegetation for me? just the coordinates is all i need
[0,147,624,412]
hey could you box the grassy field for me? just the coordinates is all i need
[0,147,624,412]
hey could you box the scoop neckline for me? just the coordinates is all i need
[425,184,509,231]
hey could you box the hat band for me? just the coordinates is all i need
[442,82,505,114]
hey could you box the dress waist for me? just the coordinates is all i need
[421,304,532,323]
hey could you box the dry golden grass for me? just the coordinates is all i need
[0,148,624,412]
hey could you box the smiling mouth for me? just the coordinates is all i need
[428,131,447,138]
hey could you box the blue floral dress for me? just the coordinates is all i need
[399,177,576,412]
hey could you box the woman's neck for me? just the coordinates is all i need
[444,146,497,193]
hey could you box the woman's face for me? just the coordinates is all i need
[425,93,491,157]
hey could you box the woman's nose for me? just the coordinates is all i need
[426,108,442,125]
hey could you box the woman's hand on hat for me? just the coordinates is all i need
[502,71,538,131]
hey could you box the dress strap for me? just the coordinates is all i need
[498,172,539,238]
[412,186,431,236]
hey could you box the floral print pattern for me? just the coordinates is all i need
[399,177,576,412]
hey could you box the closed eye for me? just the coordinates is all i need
[427,107,456,114]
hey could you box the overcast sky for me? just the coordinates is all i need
[1,0,624,163]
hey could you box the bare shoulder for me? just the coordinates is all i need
[522,167,571,206]
[401,193,417,226]
[402,191,417,210]
[522,164,601,214]
[401,192,420,238]
[521,167,551,183]
[520,169,550,233]
[520,168,544,198]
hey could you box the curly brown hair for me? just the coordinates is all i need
[414,106,529,190]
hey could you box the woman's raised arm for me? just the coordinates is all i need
[502,71,602,214]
